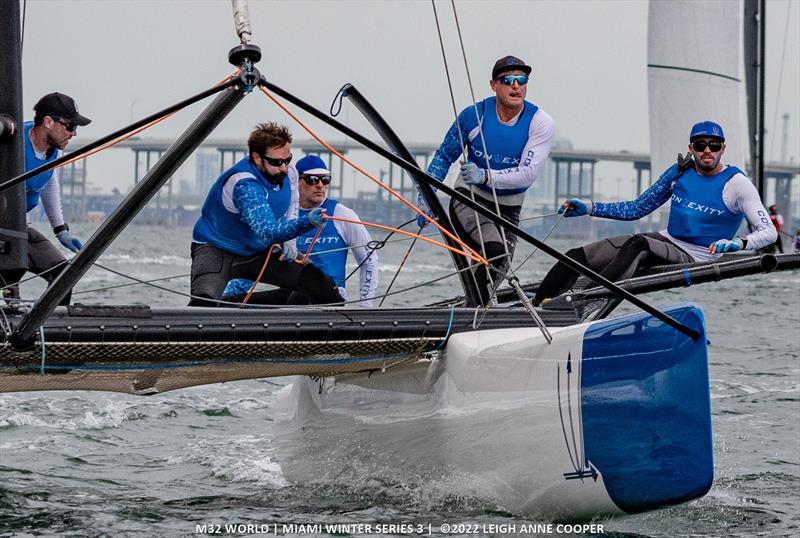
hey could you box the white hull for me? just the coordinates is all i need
[274,304,712,520]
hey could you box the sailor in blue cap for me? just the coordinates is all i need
[189,123,343,307]
[534,120,776,305]
[223,155,378,306]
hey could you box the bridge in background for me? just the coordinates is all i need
[57,137,800,232]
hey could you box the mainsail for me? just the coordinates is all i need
[647,0,747,179]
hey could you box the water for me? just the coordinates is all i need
[1,224,798,537]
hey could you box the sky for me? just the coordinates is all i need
[17,0,800,195]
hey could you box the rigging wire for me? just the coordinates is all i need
[258,85,487,266]
[431,0,490,298]
[430,0,488,304]
[449,0,512,266]
[513,211,566,272]
[58,70,240,170]
[326,214,485,263]
[379,225,423,307]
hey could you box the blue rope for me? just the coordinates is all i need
[39,326,46,375]
[682,269,692,287]
[433,304,456,350]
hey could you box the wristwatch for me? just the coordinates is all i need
[737,236,749,249]
[53,223,69,234]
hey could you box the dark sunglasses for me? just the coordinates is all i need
[301,174,332,185]
[53,117,77,132]
[691,140,723,152]
[263,154,293,167]
[496,74,529,86]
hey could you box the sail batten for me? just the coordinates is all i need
[648,0,747,180]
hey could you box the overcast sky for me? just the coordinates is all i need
[18,0,800,193]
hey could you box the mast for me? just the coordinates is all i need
[744,0,766,194]
[0,0,28,293]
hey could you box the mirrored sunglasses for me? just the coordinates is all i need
[263,154,293,167]
[301,174,332,185]
[691,140,723,152]
[497,74,529,86]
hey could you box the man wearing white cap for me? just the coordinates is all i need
[533,120,776,305]
[224,155,378,307]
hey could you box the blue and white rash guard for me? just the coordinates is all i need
[193,157,312,257]
[591,164,776,262]
[23,121,67,229]
[224,198,378,307]
[427,97,555,207]
[296,198,378,307]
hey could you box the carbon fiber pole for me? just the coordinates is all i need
[260,78,700,341]
[9,80,250,349]
[0,80,237,194]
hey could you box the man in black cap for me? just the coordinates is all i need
[423,54,555,305]
[19,92,91,305]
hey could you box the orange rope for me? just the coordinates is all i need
[240,223,323,305]
[241,241,278,305]
[57,69,241,170]
[299,225,323,264]
[324,215,486,264]
[258,86,488,266]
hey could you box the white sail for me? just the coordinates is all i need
[647,0,747,179]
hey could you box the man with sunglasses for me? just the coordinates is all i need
[189,123,342,307]
[424,55,555,305]
[533,120,776,306]
[12,92,90,306]
[223,155,378,307]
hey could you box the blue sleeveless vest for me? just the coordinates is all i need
[23,121,59,211]
[297,198,347,287]
[193,157,292,256]
[467,97,538,195]
[667,166,745,246]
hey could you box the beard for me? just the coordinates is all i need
[263,169,286,186]
[46,131,69,151]
[695,155,720,173]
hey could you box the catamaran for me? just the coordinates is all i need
[0,0,797,522]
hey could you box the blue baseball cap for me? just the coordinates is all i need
[295,155,330,175]
[689,121,725,141]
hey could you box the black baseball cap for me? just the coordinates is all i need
[492,55,532,80]
[33,92,91,126]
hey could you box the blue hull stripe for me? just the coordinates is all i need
[581,304,713,513]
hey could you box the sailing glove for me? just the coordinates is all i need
[559,198,593,218]
[308,207,327,228]
[709,237,744,254]
[677,153,695,174]
[460,163,489,186]
[279,240,298,262]
[55,228,83,252]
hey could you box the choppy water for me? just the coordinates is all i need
[1,224,798,537]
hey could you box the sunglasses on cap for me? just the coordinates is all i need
[496,74,529,86]
[301,174,332,185]
[53,117,77,133]
[263,154,293,167]
[691,140,723,152]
